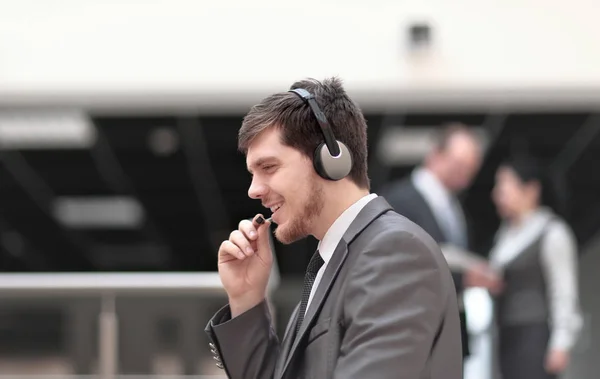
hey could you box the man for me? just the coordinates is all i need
[382,124,502,364]
[205,78,463,379]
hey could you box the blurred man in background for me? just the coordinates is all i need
[383,124,502,371]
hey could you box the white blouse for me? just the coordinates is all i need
[489,207,583,351]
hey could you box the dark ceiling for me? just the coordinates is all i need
[1,108,599,276]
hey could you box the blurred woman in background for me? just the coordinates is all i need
[489,156,582,379]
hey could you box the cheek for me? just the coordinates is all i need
[503,189,521,208]
[278,171,309,203]
[289,179,310,205]
[493,185,510,206]
[275,158,315,203]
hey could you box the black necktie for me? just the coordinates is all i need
[295,250,325,337]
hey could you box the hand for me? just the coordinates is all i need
[545,349,569,374]
[464,263,504,294]
[218,214,273,317]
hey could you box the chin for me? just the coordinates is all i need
[274,218,310,245]
[497,208,512,220]
[274,226,305,245]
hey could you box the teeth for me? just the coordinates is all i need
[270,204,282,212]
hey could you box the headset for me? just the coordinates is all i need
[288,88,353,181]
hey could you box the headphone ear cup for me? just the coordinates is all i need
[313,141,353,181]
[313,143,330,179]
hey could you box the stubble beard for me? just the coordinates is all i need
[274,179,324,245]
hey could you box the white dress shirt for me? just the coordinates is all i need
[489,207,583,351]
[304,193,378,315]
[410,167,483,275]
[411,167,467,248]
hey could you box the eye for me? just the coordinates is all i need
[262,165,277,173]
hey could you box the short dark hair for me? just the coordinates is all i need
[433,123,480,151]
[501,155,566,217]
[502,155,544,184]
[238,77,370,189]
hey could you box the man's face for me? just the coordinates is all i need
[246,128,324,244]
[434,134,482,193]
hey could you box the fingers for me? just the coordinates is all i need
[238,214,271,241]
[545,350,568,374]
[254,214,272,225]
[238,218,258,241]
[252,214,272,251]
[219,214,272,262]
[229,230,255,257]
[219,240,246,261]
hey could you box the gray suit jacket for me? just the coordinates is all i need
[205,196,463,379]
[381,178,471,357]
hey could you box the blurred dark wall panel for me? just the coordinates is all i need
[0,108,599,275]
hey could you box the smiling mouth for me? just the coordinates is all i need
[270,203,282,214]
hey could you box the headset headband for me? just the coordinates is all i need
[288,88,341,157]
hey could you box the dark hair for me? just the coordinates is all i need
[501,155,565,216]
[433,123,480,151]
[238,77,370,189]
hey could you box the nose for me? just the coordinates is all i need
[248,177,267,199]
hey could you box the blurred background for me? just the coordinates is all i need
[0,0,599,378]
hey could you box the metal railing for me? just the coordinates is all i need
[0,272,249,379]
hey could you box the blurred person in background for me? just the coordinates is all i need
[489,156,582,379]
[383,124,503,372]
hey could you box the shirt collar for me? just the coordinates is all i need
[411,166,453,207]
[497,206,554,238]
[317,193,378,265]
[490,207,555,265]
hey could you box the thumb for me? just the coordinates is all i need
[256,220,273,254]
[252,214,273,254]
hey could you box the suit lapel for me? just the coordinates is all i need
[409,182,446,242]
[280,239,349,377]
[278,196,393,378]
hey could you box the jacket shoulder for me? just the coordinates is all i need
[352,211,444,269]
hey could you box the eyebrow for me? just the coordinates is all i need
[247,156,279,173]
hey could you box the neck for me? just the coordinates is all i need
[510,205,537,226]
[311,181,370,241]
